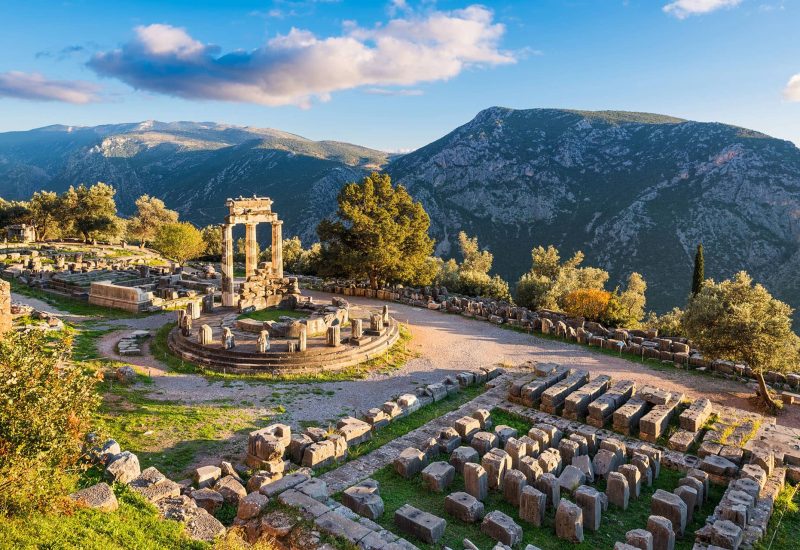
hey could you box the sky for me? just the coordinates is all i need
[0,0,798,152]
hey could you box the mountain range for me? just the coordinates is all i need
[1,108,799,318]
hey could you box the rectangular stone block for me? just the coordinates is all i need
[540,371,589,414]
[394,504,446,544]
[519,485,547,526]
[679,397,712,432]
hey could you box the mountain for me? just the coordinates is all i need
[0,121,388,244]
[1,109,799,318]
[386,107,800,315]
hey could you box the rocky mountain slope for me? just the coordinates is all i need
[1,109,799,315]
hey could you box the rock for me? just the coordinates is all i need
[651,489,687,537]
[558,465,586,493]
[237,491,268,520]
[395,447,425,478]
[519,485,547,526]
[674,485,697,524]
[258,471,310,497]
[464,462,488,501]
[394,504,446,544]
[619,464,642,499]
[607,472,630,510]
[592,449,618,480]
[555,499,584,543]
[647,515,674,550]
[259,509,297,538]
[700,455,739,477]
[296,478,328,502]
[69,482,118,512]
[454,416,481,441]
[193,465,222,489]
[678,477,705,509]
[105,451,141,484]
[450,446,480,474]
[129,467,181,503]
[214,475,247,505]
[534,472,560,510]
[696,519,743,550]
[422,461,455,492]
[278,489,330,519]
[481,510,522,546]
[519,455,544,484]
[314,510,373,544]
[502,469,527,506]
[220,461,242,482]
[439,427,462,453]
[342,479,384,520]
[482,448,510,489]
[96,439,121,465]
[625,528,653,550]
[444,491,485,523]
[472,409,491,430]
[471,431,499,455]
[572,454,594,483]
[494,425,518,447]
[575,485,603,532]
[191,488,224,514]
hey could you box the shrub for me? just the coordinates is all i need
[562,288,611,321]
[0,330,100,515]
[643,307,686,337]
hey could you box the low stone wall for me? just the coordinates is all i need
[88,281,154,312]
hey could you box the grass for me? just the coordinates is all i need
[756,483,799,550]
[150,321,417,383]
[7,278,147,319]
[0,480,207,550]
[360,408,725,550]
[315,384,487,474]
[93,382,271,479]
[237,308,308,322]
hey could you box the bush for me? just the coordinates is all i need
[562,288,611,321]
[643,307,686,337]
[0,330,100,515]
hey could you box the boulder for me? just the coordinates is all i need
[105,451,141,484]
[69,482,118,512]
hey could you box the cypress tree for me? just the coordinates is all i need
[692,243,704,295]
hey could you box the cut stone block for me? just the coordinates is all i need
[538,448,562,476]
[69,482,119,512]
[673,485,697,524]
[394,504,446,544]
[237,491,268,520]
[575,485,602,532]
[677,477,704,510]
[191,488,224,514]
[625,528,653,550]
[688,469,710,503]
[482,448,511,489]
[336,417,373,446]
[647,515,674,550]
[394,447,425,479]
[494,425,518,447]
[504,437,528,469]
[422,461,455,492]
[502,469,527,507]
[613,397,650,435]
[555,499,584,543]
[519,456,543,484]
[695,519,743,550]
[454,416,481,442]
[471,431,499,455]
[541,371,589,414]
[592,449,618,480]
[558,439,581,465]
[302,440,336,469]
[342,479,384,520]
[444,491,485,523]
[258,472,310,497]
[651,489,687,537]
[472,409,491,430]
[192,465,221,489]
[439,427,462,454]
[608,472,630,510]
[572,454,594,483]
[534,472,560,510]
[619,464,642,499]
[481,510,523,547]
[700,454,739,477]
[296,478,327,502]
[519,485,547,527]
[464,462,488,501]
[679,398,712,432]
[450,446,480,474]
[558,465,586,494]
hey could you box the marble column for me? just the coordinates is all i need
[245,223,258,279]
[221,223,235,307]
[271,220,283,278]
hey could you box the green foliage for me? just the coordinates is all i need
[28,191,62,240]
[643,307,686,337]
[0,330,100,515]
[756,484,799,550]
[603,272,648,327]
[683,271,800,396]
[152,222,206,264]
[692,243,705,295]
[437,232,511,301]
[317,172,435,288]
[282,236,322,275]
[200,225,223,257]
[0,197,32,231]
[61,183,124,241]
[127,195,179,246]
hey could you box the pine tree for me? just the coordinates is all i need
[692,243,704,295]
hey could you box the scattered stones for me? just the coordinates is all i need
[555,499,584,543]
[444,491,485,523]
[394,504,446,544]
[129,467,181,503]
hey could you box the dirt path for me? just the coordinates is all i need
[93,290,800,430]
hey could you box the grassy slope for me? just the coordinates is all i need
[8,278,147,319]
[756,483,800,550]
[361,409,724,550]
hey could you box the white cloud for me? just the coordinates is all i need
[0,71,101,103]
[784,74,800,101]
[663,0,742,18]
[364,87,423,96]
[88,5,515,108]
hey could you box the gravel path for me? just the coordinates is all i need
[87,290,800,430]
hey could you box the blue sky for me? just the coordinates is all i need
[0,0,798,151]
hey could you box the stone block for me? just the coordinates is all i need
[302,440,336,469]
[471,431,499,456]
[472,409,491,430]
[608,472,630,510]
[296,478,327,502]
[673,485,697,524]
[481,511,523,546]
[502,469,527,507]
[651,489,687,537]
[278,489,330,519]
[191,488,224,514]
[342,479,384,520]
[625,528,653,550]
[444,491,485,523]
[558,465,586,493]
[750,449,775,477]
[464,462,488,501]
[559,439,581,465]
[535,423,562,447]
[519,456,544,484]
[439,427,462,454]
[69,482,119,512]
[592,449,618,480]
[688,469,710,503]
[619,464,642,499]
[314,511,372,544]
[575,485,602,532]
[519,485,547,526]
[450,446,479,474]
[106,451,141,484]
[534,472,560,510]
[258,472,310,497]
[677,477,704,509]
[555,499,584,543]
[482,449,510,489]
[237,491,268,520]
[494,425,518,447]
[422,461,455,492]
[504,437,528,469]
[538,448,562,476]
[647,515,674,550]
[394,504,446,544]
[632,454,653,487]
[454,416,481,442]
[336,417,373,446]
[679,398,712,432]
[695,519,743,550]
[394,447,425,479]
[700,455,739,477]
[214,475,247,505]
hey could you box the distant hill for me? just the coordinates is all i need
[1,109,799,319]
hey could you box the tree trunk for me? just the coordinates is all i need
[756,370,780,412]
[369,271,378,290]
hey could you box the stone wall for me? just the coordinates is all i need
[89,281,154,312]
[0,279,11,335]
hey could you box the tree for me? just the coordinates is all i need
[433,232,511,301]
[603,272,648,327]
[0,330,99,514]
[61,183,121,241]
[317,172,434,288]
[127,195,179,246]
[201,225,223,257]
[27,191,62,241]
[151,222,206,264]
[563,288,611,321]
[0,198,31,230]
[683,271,800,411]
[692,243,705,295]
[644,307,685,337]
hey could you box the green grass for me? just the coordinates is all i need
[0,481,207,550]
[93,383,270,479]
[6,278,148,319]
[237,308,308,322]
[150,321,417,383]
[361,409,725,550]
[316,384,487,474]
[757,483,799,550]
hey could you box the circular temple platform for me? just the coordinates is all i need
[167,304,401,374]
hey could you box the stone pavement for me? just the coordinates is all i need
[319,374,515,494]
